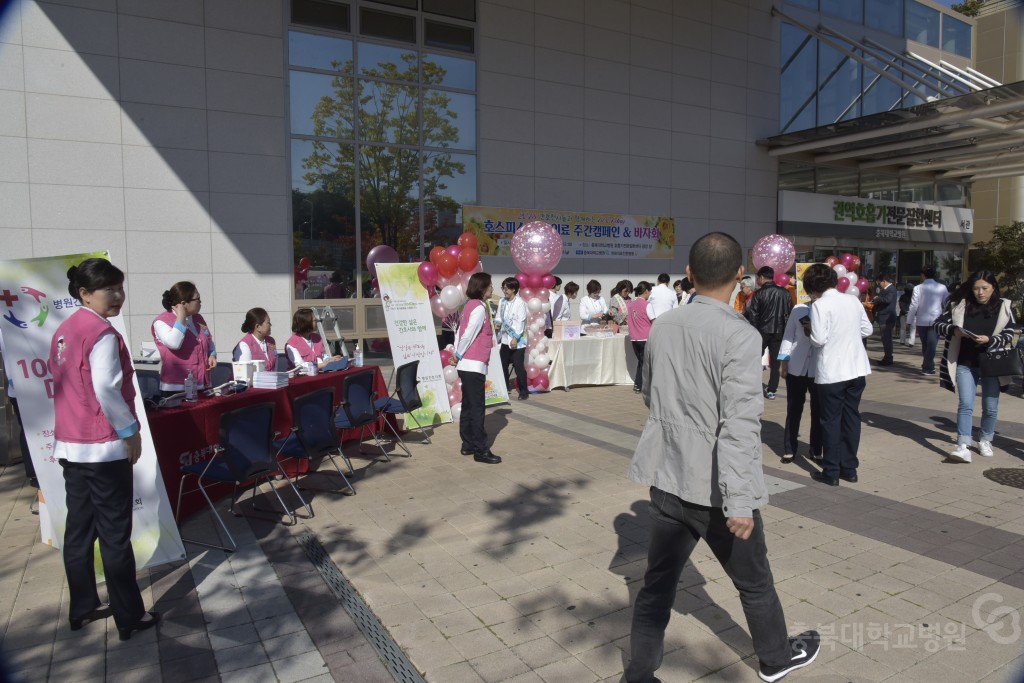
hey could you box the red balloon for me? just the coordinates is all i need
[836,276,851,293]
[440,350,452,366]
[446,244,461,259]
[526,274,543,289]
[298,257,311,270]
[429,246,446,265]
[856,278,870,292]
[417,261,439,288]
[824,256,838,268]
[457,232,478,250]
[515,273,529,287]
[774,273,791,288]
[535,373,549,390]
[437,252,458,278]
[541,274,556,289]
[457,247,479,273]
[850,255,862,271]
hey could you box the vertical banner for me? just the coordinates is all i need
[375,263,453,425]
[795,263,813,304]
[0,253,185,570]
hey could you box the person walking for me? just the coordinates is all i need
[646,273,677,320]
[745,266,793,400]
[935,271,1018,462]
[777,303,822,464]
[804,263,872,486]
[873,273,898,366]
[627,282,653,394]
[451,272,501,464]
[907,267,949,375]
[898,283,916,347]
[626,232,819,683]
[495,276,529,400]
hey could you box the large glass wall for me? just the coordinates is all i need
[289,1,476,303]
[905,1,940,48]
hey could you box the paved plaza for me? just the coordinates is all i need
[2,338,1024,682]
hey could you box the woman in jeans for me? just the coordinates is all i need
[627,282,653,394]
[934,270,1017,462]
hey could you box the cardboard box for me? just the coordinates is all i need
[552,321,581,340]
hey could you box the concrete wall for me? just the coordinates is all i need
[0,0,293,356]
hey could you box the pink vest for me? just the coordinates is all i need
[238,334,277,371]
[460,300,493,363]
[628,298,653,342]
[50,309,137,444]
[152,311,213,387]
[286,333,325,369]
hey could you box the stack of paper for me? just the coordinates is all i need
[253,371,289,389]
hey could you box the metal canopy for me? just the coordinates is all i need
[759,81,1024,182]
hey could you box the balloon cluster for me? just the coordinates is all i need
[439,345,463,421]
[823,252,868,296]
[416,233,482,322]
[512,222,563,395]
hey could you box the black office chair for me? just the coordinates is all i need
[374,360,432,445]
[210,362,234,387]
[335,369,410,460]
[274,387,356,499]
[136,369,160,401]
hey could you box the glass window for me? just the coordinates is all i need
[780,23,817,132]
[359,146,420,263]
[785,0,817,8]
[424,0,475,21]
[898,177,934,202]
[906,1,939,48]
[360,7,416,43]
[290,70,354,138]
[820,0,862,24]
[817,43,861,124]
[375,0,417,8]
[937,182,965,204]
[358,42,418,80]
[423,90,475,149]
[292,0,350,32]
[866,0,902,35]
[424,19,474,53]
[358,80,419,145]
[942,14,972,58]
[424,52,475,90]
[778,161,815,192]
[861,55,902,116]
[289,31,353,72]
[859,172,898,200]
[815,167,858,196]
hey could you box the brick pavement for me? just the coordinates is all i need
[2,338,1024,682]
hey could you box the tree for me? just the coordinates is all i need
[951,0,984,17]
[300,54,466,264]
[972,220,1024,318]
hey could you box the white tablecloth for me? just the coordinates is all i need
[547,335,636,390]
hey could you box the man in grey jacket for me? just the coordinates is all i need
[625,233,818,683]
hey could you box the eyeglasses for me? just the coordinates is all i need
[189,297,202,303]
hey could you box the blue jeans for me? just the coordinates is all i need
[955,364,1000,444]
[918,325,939,372]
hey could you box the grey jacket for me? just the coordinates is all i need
[628,295,768,518]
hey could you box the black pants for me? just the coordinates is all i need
[879,317,895,362]
[60,458,145,630]
[9,397,35,482]
[499,344,528,398]
[458,370,487,455]
[783,374,821,457]
[626,489,790,682]
[631,340,646,391]
[760,332,783,394]
[816,377,866,479]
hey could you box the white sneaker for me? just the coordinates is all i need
[949,444,972,463]
[979,441,994,457]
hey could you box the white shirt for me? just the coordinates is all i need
[234,337,268,362]
[495,296,527,346]
[154,315,216,390]
[578,294,608,323]
[777,303,816,378]
[454,303,488,375]
[907,279,950,328]
[551,292,569,322]
[286,337,331,366]
[809,289,873,384]
[646,283,678,319]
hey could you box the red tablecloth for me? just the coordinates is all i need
[148,365,389,520]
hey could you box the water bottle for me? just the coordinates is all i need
[354,343,363,367]
[184,370,197,401]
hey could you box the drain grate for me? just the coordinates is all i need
[297,530,426,683]
[983,468,1024,490]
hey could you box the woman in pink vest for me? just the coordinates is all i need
[50,258,159,641]
[233,307,277,371]
[285,308,342,370]
[450,273,500,464]
[628,282,654,394]
[152,281,217,395]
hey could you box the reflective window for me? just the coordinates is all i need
[861,54,903,116]
[859,173,898,200]
[425,52,475,90]
[905,1,939,47]
[360,7,416,43]
[778,161,815,192]
[292,0,350,32]
[424,0,475,21]
[358,42,418,80]
[821,0,862,24]
[817,43,861,123]
[359,80,419,145]
[815,167,858,196]
[866,0,902,35]
[375,0,416,8]
[899,177,934,202]
[290,70,354,138]
[785,0,817,8]
[425,20,474,53]
[423,90,475,149]
[289,31,353,71]
[360,146,420,262]
[780,23,817,132]
[942,14,972,58]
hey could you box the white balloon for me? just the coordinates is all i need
[535,353,549,367]
[440,285,462,311]
[847,286,861,296]
[443,365,458,384]
[833,264,847,279]
[846,272,858,287]
[450,403,462,422]
[541,302,551,313]
[527,297,543,314]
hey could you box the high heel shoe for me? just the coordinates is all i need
[69,606,112,631]
[118,611,160,641]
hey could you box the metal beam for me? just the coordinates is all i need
[863,38,972,95]
[937,158,1024,178]
[855,136,1022,170]
[816,125,995,163]
[907,148,1024,173]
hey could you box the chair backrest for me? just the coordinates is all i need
[211,362,234,387]
[136,370,160,400]
[292,387,339,457]
[275,353,290,372]
[341,369,379,428]
[218,402,277,481]
[395,360,423,412]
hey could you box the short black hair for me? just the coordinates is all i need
[802,263,838,296]
[466,272,492,300]
[501,277,520,293]
[586,279,601,295]
[564,281,579,296]
[921,266,936,279]
[757,266,774,280]
[679,277,692,291]
[688,232,742,290]
[292,308,316,335]
[161,281,198,311]
[874,272,891,283]
[67,258,124,302]
[241,307,269,333]
[634,281,651,296]
[554,276,562,286]
[657,273,670,284]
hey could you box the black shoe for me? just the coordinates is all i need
[781,455,794,464]
[840,472,858,483]
[28,477,39,488]
[759,630,820,682]
[474,452,501,464]
[518,394,528,400]
[879,359,893,366]
[118,611,160,642]
[921,369,937,376]
[460,446,474,455]
[811,471,839,486]
[810,452,824,461]
[633,386,641,393]
[69,606,111,631]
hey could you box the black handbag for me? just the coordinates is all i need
[979,346,1023,378]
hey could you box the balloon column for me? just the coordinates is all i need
[511,221,563,395]
[821,251,868,296]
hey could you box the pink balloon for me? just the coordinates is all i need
[752,235,796,274]
[471,261,484,275]
[430,295,449,318]
[515,272,529,287]
[446,244,461,259]
[366,244,399,278]
[836,276,851,293]
[535,373,549,390]
[541,274,556,289]
[856,278,870,292]
[839,252,855,269]
[774,273,791,288]
[526,273,543,289]
[453,379,462,392]
[460,269,475,289]
[417,261,438,288]
[521,287,535,300]
[450,385,462,403]
[511,222,563,275]
[526,364,541,379]
[440,350,452,366]
[371,277,379,292]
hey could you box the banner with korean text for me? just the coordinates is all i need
[0,252,185,570]
[464,206,675,259]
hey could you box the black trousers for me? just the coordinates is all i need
[60,458,145,630]
[631,340,646,391]
[458,370,487,455]
[499,344,528,397]
[879,317,895,362]
[783,374,821,457]
[626,489,790,682]
[760,332,784,394]
[816,377,866,479]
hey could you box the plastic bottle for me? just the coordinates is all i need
[354,343,363,367]
[184,370,196,401]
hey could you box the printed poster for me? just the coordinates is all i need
[0,252,185,571]
[795,263,813,304]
